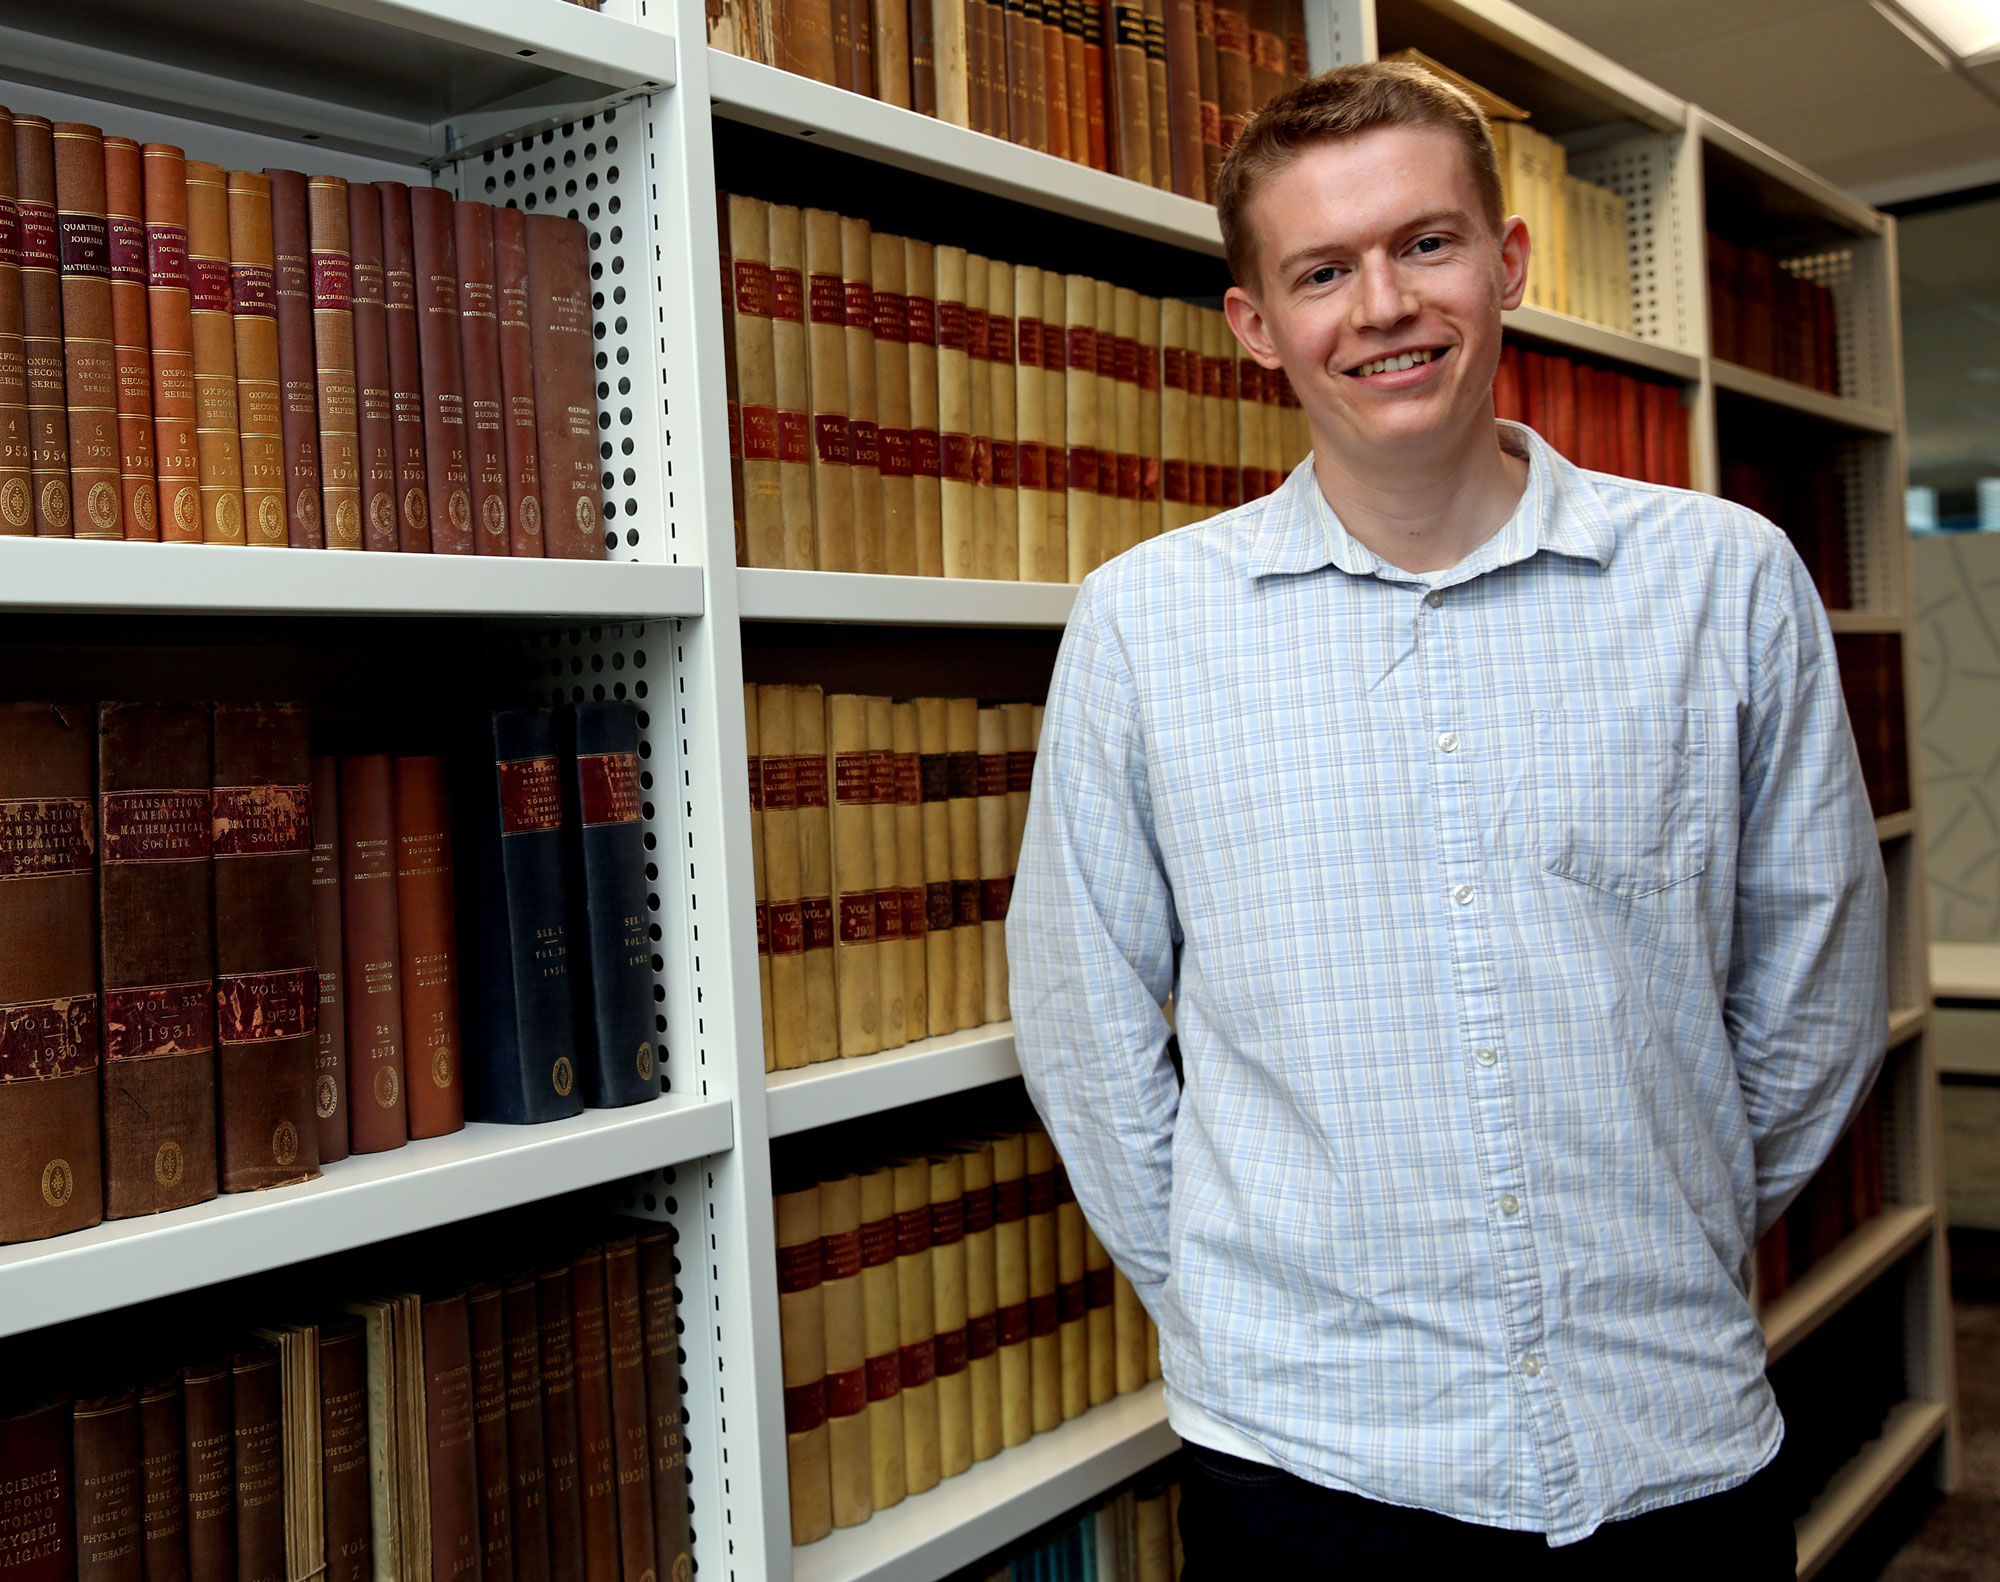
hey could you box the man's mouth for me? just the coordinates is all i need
[1346,347,1446,378]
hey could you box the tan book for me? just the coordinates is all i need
[141,142,201,543]
[840,217,884,575]
[1138,293,1162,539]
[945,696,985,1030]
[1043,0,1073,160]
[755,684,810,1071]
[975,705,1011,1026]
[1002,701,1034,872]
[826,693,881,1057]
[51,123,120,539]
[986,258,1019,581]
[874,0,913,106]
[727,195,783,567]
[774,1185,833,1545]
[307,175,360,549]
[802,208,853,573]
[1063,274,1096,581]
[1024,1127,1061,1432]
[1112,285,1141,556]
[1146,1310,1161,1380]
[1209,308,1235,512]
[185,160,246,542]
[963,254,995,580]
[1113,1265,1147,1394]
[871,233,917,575]
[891,701,928,1040]
[745,685,776,1073]
[790,684,841,1065]
[865,696,907,1051]
[1012,265,1048,580]
[1054,1162,1088,1420]
[958,1139,1002,1462]
[1108,0,1152,184]
[914,697,957,1038]
[225,171,285,545]
[1094,277,1119,564]
[819,1174,872,1529]
[928,1151,972,1479]
[990,1132,1031,1448]
[856,1165,907,1511]
[1136,1484,1173,1581]
[892,1157,942,1495]
[768,204,816,569]
[903,239,944,577]
[934,246,973,578]
[102,137,156,539]
[1082,1219,1115,1405]
[1039,267,1068,576]
[1159,297,1188,531]
[932,0,972,126]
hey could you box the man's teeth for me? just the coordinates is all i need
[1353,349,1437,377]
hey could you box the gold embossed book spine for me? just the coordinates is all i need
[338,754,407,1156]
[54,122,121,539]
[102,138,157,540]
[308,175,361,548]
[16,117,72,537]
[226,171,286,546]
[142,143,201,544]
[376,181,430,553]
[184,161,245,544]
[347,182,397,553]
[523,212,605,560]
[266,171,324,548]
[0,110,31,538]
[454,201,511,557]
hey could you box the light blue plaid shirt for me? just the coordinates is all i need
[1008,422,1887,1545]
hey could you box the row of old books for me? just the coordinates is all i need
[777,1121,1161,1544]
[722,195,1311,582]
[1755,1090,1885,1306]
[1832,634,1911,820]
[710,0,1310,202]
[0,111,604,557]
[1720,441,1852,610]
[1492,343,1692,488]
[959,1472,1183,1581]
[1707,234,1841,395]
[747,687,1037,1070]
[0,1225,688,1582]
[0,697,660,1250]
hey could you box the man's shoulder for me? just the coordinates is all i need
[1578,467,1792,562]
[1080,498,1275,609]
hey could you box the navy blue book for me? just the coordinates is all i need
[557,700,661,1108]
[469,708,584,1124]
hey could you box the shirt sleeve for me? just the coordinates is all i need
[1007,582,1181,1295]
[1728,538,1889,1238]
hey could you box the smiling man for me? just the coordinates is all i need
[1007,62,1886,1573]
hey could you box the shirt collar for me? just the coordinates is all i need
[1245,421,1619,584]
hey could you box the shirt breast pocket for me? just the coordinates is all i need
[1534,707,1709,899]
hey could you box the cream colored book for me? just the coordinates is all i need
[1138,294,1162,541]
[826,692,882,1056]
[905,239,945,576]
[1113,284,1142,557]
[756,684,810,1070]
[1159,298,1188,533]
[892,1157,942,1495]
[745,685,777,1071]
[929,1150,973,1479]
[857,1165,907,1511]
[1040,267,1068,581]
[1094,277,1117,570]
[792,683,841,1064]
[933,0,972,126]
[1082,1220,1115,1406]
[959,1138,1002,1462]
[1063,274,1097,584]
[964,254,996,580]
[892,701,929,1039]
[1054,1169,1087,1421]
[803,208,854,572]
[1113,1265,1147,1395]
[775,1185,833,1544]
[976,704,1011,1028]
[866,695,908,1051]
[990,1131,1032,1448]
[1002,701,1035,870]
[727,194,783,567]
[1024,1128,1062,1433]
[843,215,885,574]
[767,203,817,568]
[1235,344,1263,503]
[818,1173,873,1529]
[987,258,1020,581]
[946,696,985,1030]
[1136,1484,1174,1582]
[872,232,918,574]
[1014,264,1050,581]
[915,697,957,1037]
[936,246,974,577]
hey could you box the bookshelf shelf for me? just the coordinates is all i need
[1761,1204,1934,1365]
[1502,305,1701,382]
[0,1093,734,1342]
[1693,109,1884,244]
[1828,609,1905,635]
[766,1024,1021,1137]
[1876,810,1917,842]
[737,568,1079,628]
[1888,1006,1930,1049]
[1711,360,1897,434]
[1931,941,2000,999]
[1794,1399,1949,1580]
[790,1382,1177,1582]
[0,539,706,621]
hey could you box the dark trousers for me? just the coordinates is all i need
[1177,1443,1796,1579]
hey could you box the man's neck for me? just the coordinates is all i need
[1308,417,1530,576]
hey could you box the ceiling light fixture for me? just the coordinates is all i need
[1874,0,2000,67]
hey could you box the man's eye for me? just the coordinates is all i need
[1412,235,1446,254]
[1309,265,1340,285]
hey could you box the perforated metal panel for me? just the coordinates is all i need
[1837,436,1905,616]
[1571,133,1699,356]
[1780,239,1893,413]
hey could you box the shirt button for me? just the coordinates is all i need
[1475,1047,1499,1067]
[1499,1194,1520,1216]
[1437,731,1459,754]
[1452,884,1474,906]
[1425,589,1444,608]
[1522,1356,1542,1377]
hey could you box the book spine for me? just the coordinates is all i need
[305,175,360,547]
[891,703,928,1038]
[1144,0,1174,186]
[989,1133,1030,1446]
[1162,0,1203,197]
[747,688,774,1071]
[466,1285,514,1582]
[874,0,913,105]
[781,0,839,81]
[53,122,121,539]
[1113,1265,1147,1392]
[718,193,746,564]
[1096,276,1120,559]
[14,118,72,537]
[891,1159,941,1496]
[1040,0,1071,158]
[492,206,545,557]
[1160,300,1188,532]
[418,1296,482,1582]
[224,171,285,546]
[854,1167,905,1510]
[455,201,511,556]
[975,706,1012,1026]
[866,698,908,1051]
[909,0,938,109]
[850,0,876,95]
[1005,0,1038,147]
[139,146,199,542]
[826,693,882,1056]
[264,171,323,546]
[1024,1130,1062,1430]
[502,1274,552,1582]
[934,246,972,578]
[789,686,840,1065]
[0,112,28,537]
[408,186,472,554]
[377,183,429,552]
[1054,1163,1089,1419]
[802,208,852,574]
[523,212,605,560]
[319,1321,373,1582]
[339,755,407,1154]
[308,754,349,1164]
[964,256,994,579]
[843,216,884,575]
[1080,0,1109,167]
[756,685,810,1072]
[73,1390,142,1582]
[229,1346,284,1582]
[871,232,916,576]
[943,698,985,1030]
[1082,1220,1115,1403]
[211,703,321,1193]
[930,0,971,124]
[1246,0,1283,110]
[902,239,944,577]
[1061,0,1091,165]
[180,1362,235,1582]
[775,1190,834,1543]
[393,755,464,1139]
[101,139,156,539]
[1211,0,1251,152]
[347,182,396,552]
[138,1380,188,1582]
[1194,0,1221,195]
[959,1142,1001,1460]
[1013,266,1049,580]
[184,161,245,543]
[568,1251,618,1582]
[727,195,781,568]
[815,1179,870,1530]
[1063,274,1096,581]
[767,204,814,571]
[927,1154,972,1479]
[0,1401,72,1582]
[604,1237,659,1578]
[637,1231,693,1577]
[536,1269,584,1582]
[1104,0,1150,183]
[1039,269,1068,573]
[97,700,219,1219]
[914,698,955,1037]
[986,260,1020,581]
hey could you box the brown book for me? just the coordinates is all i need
[138,1379,188,1582]
[1,1399,74,1582]
[1246,0,1283,112]
[182,1360,236,1582]
[503,1273,551,1582]
[603,1236,658,1578]
[875,0,913,105]
[52,122,121,538]
[264,171,323,547]
[231,1346,285,1582]
[319,1318,372,1582]
[910,0,937,110]
[1194,0,1221,196]
[1211,0,1251,152]
[142,144,201,542]
[308,755,349,1165]
[307,176,361,548]
[348,183,396,553]
[377,183,429,553]
[523,213,604,560]
[492,206,545,557]
[0,111,29,538]
[406,186,472,555]
[851,0,877,94]
[102,138,157,539]
[1058,0,1088,164]
[339,754,406,1155]
[185,160,247,543]
[212,704,320,1194]
[1006,0,1038,146]
[226,171,286,546]
[74,1390,142,1582]
[1283,0,1306,83]
[1038,0,1070,157]
[637,1231,692,1579]
[15,118,71,538]
[568,1250,618,1582]
[421,1295,482,1582]
[1078,0,1109,167]
[97,701,218,1219]
[392,757,462,1141]
[779,0,838,80]
[1159,0,1197,194]
[535,1268,584,1582]
[465,1284,514,1582]
[0,703,101,1244]
[455,202,510,556]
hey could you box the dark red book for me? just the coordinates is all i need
[265,171,323,547]
[376,182,430,553]
[455,201,511,556]
[0,1399,74,1582]
[230,1346,284,1582]
[73,1390,142,1582]
[503,1273,552,1582]
[137,1378,188,1582]
[393,756,462,1141]
[409,186,472,555]
[309,754,349,1165]
[181,1360,234,1582]
[348,182,397,553]
[492,206,545,558]
[523,214,605,561]
[422,1295,483,1582]
[466,1283,514,1582]
[319,1317,372,1582]
[603,1237,657,1582]
[569,1248,619,1582]
[339,754,406,1155]
[536,1266,584,1582]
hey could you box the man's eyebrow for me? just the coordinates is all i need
[1271,209,1477,280]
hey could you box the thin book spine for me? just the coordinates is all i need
[757,684,810,1072]
[928,1153,972,1478]
[603,1238,660,1579]
[54,122,122,538]
[776,1187,834,1544]
[309,753,350,1165]
[142,144,199,540]
[767,203,815,569]
[15,117,72,537]
[934,246,972,578]
[102,138,157,539]
[891,702,928,1038]
[455,200,511,555]
[377,182,430,552]
[638,1231,694,1578]
[986,259,1019,580]
[871,231,916,575]
[802,207,853,574]
[138,1379,189,1582]
[225,171,285,546]
[569,1250,618,1582]
[523,212,605,560]
[964,255,994,579]
[866,697,907,1051]
[308,175,361,547]
[790,687,840,1064]
[347,182,397,552]
[842,215,884,574]
[727,195,782,567]
[185,162,246,543]
[1040,268,1067,576]
[502,1274,551,1582]
[409,186,472,554]
[1014,265,1049,580]
[265,171,324,546]
[0,110,29,537]
[902,239,944,576]
[856,1167,906,1510]
[73,1389,142,1582]
[944,697,985,1030]
[959,1141,1001,1460]
[535,1269,584,1582]
[492,206,545,556]
[891,1159,941,1495]
[392,755,464,1139]
[466,1285,514,1582]
[339,754,408,1156]
[826,692,882,1057]
[915,698,956,1037]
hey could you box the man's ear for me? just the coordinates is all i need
[1497,214,1529,313]
[1225,284,1285,372]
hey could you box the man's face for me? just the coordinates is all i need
[1226,124,1527,466]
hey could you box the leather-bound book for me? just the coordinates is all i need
[74,1389,142,1582]
[568,1250,616,1582]
[1162,0,1202,197]
[522,212,604,560]
[1211,0,1251,153]
[1246,0,1282,111]
[1104,0,1150,183]
[0,111,29,538]
[211,703,320,1193]
[420,1295,481,1582]
[989,1132,1030,1447]
[0,702,101,1243]
[865,698,906,1051]
[891,702,927,1037]
[602,1237,658,1579]
[491,206,545,557]
[1194,0,1221,195]
[1082,1219,1114,1404]
[1013,265,1048,579]
[454,201,510,556]
[307,175,361,548]
[347,183,396,553]
[775,1185,833,1544]
[182,1359,236,1582]
[231,1345,285,1582]
[963,256,993,581]
[1057,0,1088,164]
[958,1140,1001,1460]
[767,205,814,570]
[854,1166,905,1510]
[392,757,462,1139]
[1042,0,1072,157]
[902,239,944,576]
[339,755,406,1155]
[464,1284,513,1582]
[0,1399,75,1582]
[307,755,349,1164]
[226,171,286,546]
[502,1274,551,1582]
[52,122,121,539]
[636,1230,691,1579]
[1005,0,1037,146]
[756,684,809,1072]
[556,703,658,1110]
[801,207,853,574]
[1054,1162,1088,1419]
[914,698,955,1036]
[319,1317,373,1582]
[471,710,582,1125]
[933,246,972,578]
[778,0,837,80]
[1077,0,1109,168]
[141,144,200,543]
[727,194,782,568]
[102,138,157,539]
[789,686,839,1065]
[818,1176,870,1529]
[405,186,471,555]
[97,701,218,1219]
[376,183,429,553]
[138,1378,188,1582]
[15,118,71,537]
[944,698,984,1031]
[909,0,937,109]
[825,693,881,1057]
[264,172,323,547]
[1038,269,1068,575]
[927,1152,972,1479]
[534,1268,583,1582]
[185,161,247,543]
[870,232,916,575]
[890,1158,940,1496]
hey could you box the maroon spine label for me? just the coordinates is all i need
[57,213,109,275]
[823,1227,863,1281]
[211,784,311,858]
[1138,345,1159,393]
[1059,1280,1087,1323]
[1029,1293,1059,1337]
[782,1381,825,1436]
[1119,454,1141,500]
[912,430,942,478]
[103,981,215,1063]
[755,900,769,955]
[972,436,992,487]
[977,753,1008,798]
[107,216,146,281]
[859,1214,897,1268]
[868,749,897,808]
[898,1340,935,1388]
[311,253,353,311]
[878,428,913,476]
[833,752,872,805]
[941,433,974,483]
[895,754,922,806]
[824,1367,867,1418]
[1067,325,1095,371]
[807,273,844,325]
[813,413,851,466]
[844,280,872,330]
[0,995,99,1081]
[1007,750,1034,794]
[930,1197,965,1246]
[906,295,936,346]
[767,900,804,956]
[1163,347,1187,390]
[18,201,57,270]
[733,259,772,317]
[1067,446,1099,493]
[1017,318,1042,366]
[837,893,875,943]
[920,755,949,803]
[1164,460,1190,504]
[215,966,316,1045]
[1017,441,1046,491]
[966,308,988,362]
[963,1182,996,1234]
[933,1328,968,1378]
[495,757,563,836]
[865,1352,901,1401]
[776,1240,820,1294]
[988,314,1013,363]
[747,753,763,810]
[0,199,17,263]
[992,441,1017,489]
[0,798,95,879]
[994,1178,1026,1223]
[873,890,903,941]
[1115,337,1137,383]
[981,876,1013,922]
[801,894,834,952]
[965,1313,998,1360]
[793,755,829,811]
[740,405,779,461]
[576,751,641,828]
[777,410,810,465]
[936,300,967,351]
[188,256,231,313]
[770,267,803,324]
[761,753,798,812]
[901,887,925,938]
[851,419,878,470]
[1086,1267,1115,1309]
[997,1302,1030,1347]
[1096,330,1116,382]
[1026,1169,1056,1215]
[925,881,954,932]
[231,263,276,318]
[873,291,907,342]
[101,789,212,864]
[894,1206,930,1256]
[953,879,981,928]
